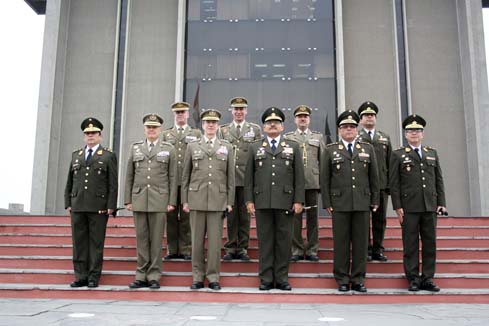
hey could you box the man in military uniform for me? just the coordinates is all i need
[219,97,262,261]
[357,101,392,262]
[390,114,446,292]
[285,105,324,262]
[320,110,379,292]
[64,117,118,288]
[124,114,178,289]
[162,102,202,260]
[181,109,235,291]
[244,107,305,291]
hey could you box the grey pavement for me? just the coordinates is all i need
[0,299,488,325]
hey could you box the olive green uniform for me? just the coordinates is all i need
[64,146,118,283]
[181,138,235,283]
[124,140,178,282]
[284,129,324,257]
[320,141,379,285]
[219,121,262,256]
[390,145,446,284]
[244,138,305,285]
[162,126,201,257]
[357,129,392,255]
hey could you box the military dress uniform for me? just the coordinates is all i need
[320,110,379,292]
[181,109,235,290]
[124,114,178,288]
[219,97,262,260]
[162,102,202,260]
[244,107,305,290]
[64,118,118,287]
[357,101,392,261]
[285,105,324,261]
[390,114,446,292]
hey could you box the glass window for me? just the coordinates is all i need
[185,0,336,137]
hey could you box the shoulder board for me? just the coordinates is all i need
[219,139,231,144]
[248,122,261,128]
[424,146,436,150]
[160,141,173,147]
[189,138,200,143]
[326,142,340,148]
[162,126,174,132]
[394,146,406,152]
[311,131,322,135]
[133,140,144,145]
[103,147,112,152]
[252,137,266,143]
[285,138,299,144]
[220,123,231,129]
[73,148,83,153]
[357,140,370,145]
[284,131,294,136]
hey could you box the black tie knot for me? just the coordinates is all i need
[347,143,353,156]
[86,148,93,161]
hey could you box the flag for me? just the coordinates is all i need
[192,82,201,128]
[324,112,333,144]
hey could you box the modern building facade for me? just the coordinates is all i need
[28,0,489,216]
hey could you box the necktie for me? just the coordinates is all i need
[368,131,373,140]
[236,124,241,138]
[86,148,93,161]
[347,143,353,156]
[271,139,277,152]
[414,148,422,159]
[178,127,183,135]
[149,142,154,152]
[207,140,213,151]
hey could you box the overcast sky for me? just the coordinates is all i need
[0,4,488,212]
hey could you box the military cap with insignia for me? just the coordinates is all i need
[337,110,360,127]
[230,97,248,108]
[261,107,285,123]
[81,117,103,133]
[171,101,190,112]
[402,114,426,130]
[201,109,221,121]
[358,101,379,116]
[294,105,312,116]
[143,113,163,126]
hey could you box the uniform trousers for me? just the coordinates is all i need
[332,211,369,285]
[369,189,388,253]
[224,186,250,255]
[133,211,166,282]
[70,212,109,282]
[190,211,223,283]
[291,189,319,256]
[166,186,191,256]
[255,209,294,284]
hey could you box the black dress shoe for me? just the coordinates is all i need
[190,282,204,290]
[208,282,221,290]
[164,254,179,260]
[408,281,420,291]
[259,282,273,291]
[222,253,235,261]
[338,284,349,292]
[236,253,250,261]
[371,252,388,262]
[305,255,319,262]
[87,280,98,288]
[352,283,367,293]
[420,281,440,292]
[128,280,149,289]
[148,280,160,289]
[70,280,88,288]
[183,255,192,261]
[276,282,292,291]
[290,255,303,262]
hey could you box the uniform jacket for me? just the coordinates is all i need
[320,141,380,212]
[124,140,178,212]
[357,129,392,190]
[181,138,235,211]
[284,129,324,190]
[218,121,262,187]
[161,126,201,186]
[389,145,446,212]
[64,146,118,212]
[244,137,305,210]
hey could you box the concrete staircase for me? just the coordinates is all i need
[0,215,489,303]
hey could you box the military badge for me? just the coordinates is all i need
[217,146,228,155]
[157,151,169,157]
[97,150,103,155]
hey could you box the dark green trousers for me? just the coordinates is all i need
[369,190,388,253]
[224,186,250,255]
[402,212,437,283]
[256,209,293,284]
[166,186,191,256]
[291,189,319,256]
[70,212,108,282]
[332,211,369,285]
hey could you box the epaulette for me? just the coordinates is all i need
[160,141,173,147]
[132,140,144,145]
[248,122,261,128]
[357,140,370,145]
[311,130,322,135]
[73,148,83,153]
[285,138,299,144]
[424,145,436,150]
[326,142,340,147]
[219,139,231,144]
[220,123,231,129]
[189,138,200,143]
[394,146,407,152]
[284,131,294,136]
[253,136,266,143]
[162,126,174,132]
[103,147,112,152]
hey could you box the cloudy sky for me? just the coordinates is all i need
[0,4,489,212]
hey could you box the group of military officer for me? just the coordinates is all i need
[64,97,446,293]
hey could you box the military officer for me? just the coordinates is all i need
[124,114,178,289]
[285,105,324,262]
[64,117,118,288]
[320,110,379,292]
[162,102,202,260]
[219,97,262,261]
[244,107,305,291]
[390,114,446,292]
[181,109,235,291]
[357,101,392,262]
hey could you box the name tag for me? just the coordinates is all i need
[426,156,436,160]
[283,147,293,154]
[157,151,169,157]
[358,153,370,158]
